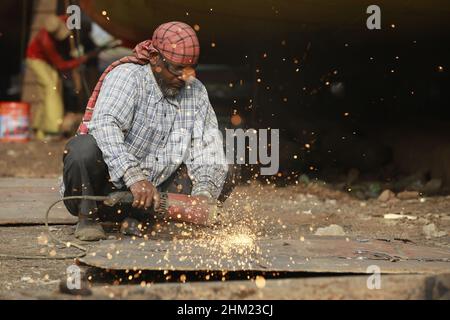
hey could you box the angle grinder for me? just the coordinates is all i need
[103,191,221,226]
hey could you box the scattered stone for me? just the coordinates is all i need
[418,218,430,224]
[422,178,442,195]
[397,191,420,200]
[359,214,372,221]
[384,213,417,220]
[422,223,447,239]
[37,233,49,245]
[20,276,35,284]
[378,189,396,202]
[314,224,346,236]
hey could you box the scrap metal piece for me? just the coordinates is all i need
[79,236,450,274]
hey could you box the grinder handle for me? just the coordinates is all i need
[103,191,135,206]
[103,191,168,211]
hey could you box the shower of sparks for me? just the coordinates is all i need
[158,198,274,271]
[200,224,258,256]
[97,186,287,282]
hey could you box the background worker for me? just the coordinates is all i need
[26,14,98,140]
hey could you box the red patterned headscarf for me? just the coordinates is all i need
[77,21,200,134]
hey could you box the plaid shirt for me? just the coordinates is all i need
[86,63,228,199]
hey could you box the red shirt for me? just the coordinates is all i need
[26,29,85,71]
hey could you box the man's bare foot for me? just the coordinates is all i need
[75,218,106,241]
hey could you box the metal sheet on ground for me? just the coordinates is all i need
[0,178,76,225]
[80,237,450,274]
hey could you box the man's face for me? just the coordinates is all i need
[153,54,196,98]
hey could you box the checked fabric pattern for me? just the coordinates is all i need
[85,63,227,199]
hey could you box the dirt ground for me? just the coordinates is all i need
[0,140,449,299]
[0,140,66,178]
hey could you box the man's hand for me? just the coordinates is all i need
[129,180,160,210]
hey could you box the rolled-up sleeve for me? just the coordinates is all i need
[186,87,228,199]
[87,66,147,187]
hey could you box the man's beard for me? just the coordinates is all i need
[154,73,182,98]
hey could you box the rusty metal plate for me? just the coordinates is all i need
[80,236,450,274]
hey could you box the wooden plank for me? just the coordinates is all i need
[0,178,76,225]
[80,237,450,274]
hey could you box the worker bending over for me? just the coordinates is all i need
[62,21,231,241]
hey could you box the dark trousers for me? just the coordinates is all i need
[62,134,234,222]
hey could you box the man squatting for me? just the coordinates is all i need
[62,22,232,241]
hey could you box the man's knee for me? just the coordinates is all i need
[64,134,102,165]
